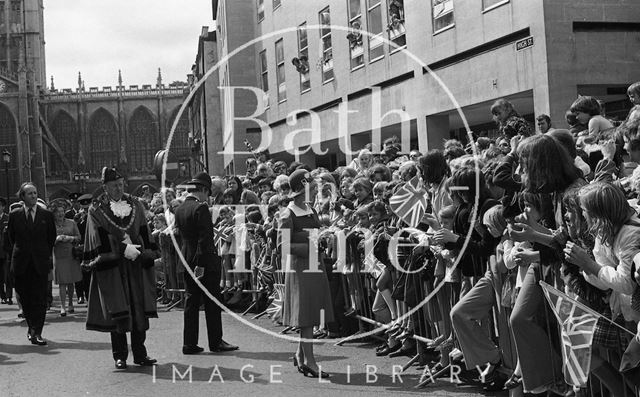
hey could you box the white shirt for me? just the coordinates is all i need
[574,156,591,176]
[287,202,313,217]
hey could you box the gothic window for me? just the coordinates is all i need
[165,108,190,160]
[49,111,77,176]
[0,103,17,196]
[9,37,20,72]
[128,107,158,174]
[0,103,16,168]
[88,108,118,174]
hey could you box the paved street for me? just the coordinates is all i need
[0,298,490,397]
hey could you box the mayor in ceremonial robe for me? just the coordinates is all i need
[83,167,159,370]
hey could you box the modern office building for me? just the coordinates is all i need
[212,0,640,173]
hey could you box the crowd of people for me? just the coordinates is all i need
[2,83,640,394]
[141,83,640,393]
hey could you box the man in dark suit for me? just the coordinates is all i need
[0,197,11,305]
[174,172,238,354]
[8,182,56,345]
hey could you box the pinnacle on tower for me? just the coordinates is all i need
[156,67,162,87]
[50,75,55,91]
[77,71,82,89]
[118,69,123,88]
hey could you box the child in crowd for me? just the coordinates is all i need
[216,206,236,293]
[570,95,615,138]
[624,81,640,128]
[373,181,388,202]
[426,204,458,371]
[222,188,235,206]
[490,98,534,139]
[351,177,373,208]
[343,206,371,318]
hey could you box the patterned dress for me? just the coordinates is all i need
[53,218,82,284]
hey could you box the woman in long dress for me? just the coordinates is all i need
[279,169,334,378]
[51,203,82,316]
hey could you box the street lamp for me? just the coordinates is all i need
[2,150,10,211]
[73,172,90,192]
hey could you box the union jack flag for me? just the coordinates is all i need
[389,176,428,228]
[540,281,599,387]
[213,225,232,247]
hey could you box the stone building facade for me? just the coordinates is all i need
[42,72,194,199]
[0,0,47,201]
[0,0,200,202]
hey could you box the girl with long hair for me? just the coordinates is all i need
[507,134,585,394]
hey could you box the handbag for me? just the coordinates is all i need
[72,243,84,261]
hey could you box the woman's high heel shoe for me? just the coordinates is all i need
[292,356,303,373]
[300,364,329,379]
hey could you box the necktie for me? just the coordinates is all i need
[28,208,34,225]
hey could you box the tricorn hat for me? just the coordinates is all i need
[102,167,123,183]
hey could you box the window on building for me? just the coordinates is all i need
[275,38,286,102]
[89,108,119,174]
[432,0,454,33]
[9,36,19,73]
[128,107,159,174]
[319,7,334,82]
[347,0,364,69]
[165,108,191,159]
[483,0,509,11]
[296,23,311,92]
[10,0,21,30]
[0,103,17,192]
[0,3,5,32]
[259,50,269,92]
[218,1,225,46]
[273,0,281,11]
[257,0,264,21]
[367,0,384,61]
[0,37,6,70]
[387,0,406,49]
[259,50,270,108]
[48,111,77,177]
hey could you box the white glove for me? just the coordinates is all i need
[124,244,141,260]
